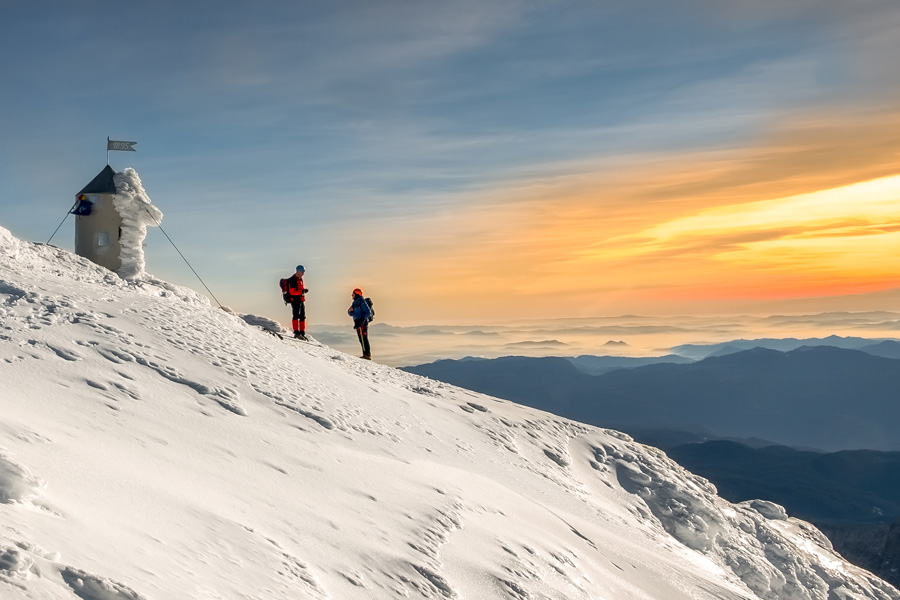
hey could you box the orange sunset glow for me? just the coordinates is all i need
[371,109,900,322]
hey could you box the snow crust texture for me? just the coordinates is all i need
[1,223,898,600]
[111,168,162,280]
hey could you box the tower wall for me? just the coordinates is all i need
[74,193,123,272]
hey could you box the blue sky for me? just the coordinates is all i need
[2,0,899,328]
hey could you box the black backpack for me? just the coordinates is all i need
[365,297,375,322]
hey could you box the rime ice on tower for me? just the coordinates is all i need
[73,165,163,279]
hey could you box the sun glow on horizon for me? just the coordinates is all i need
[379,170,900,320]
[644,174,900,243]
[633,173,900,293]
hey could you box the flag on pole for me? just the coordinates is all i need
[107,139,137,152]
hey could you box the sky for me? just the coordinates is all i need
[2,223,896,600]
[2,0,900,327]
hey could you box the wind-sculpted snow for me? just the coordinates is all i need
[1,223,898,600]
[111,168,162,281]
[589,441,899,599]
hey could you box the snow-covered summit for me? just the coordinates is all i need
[1,225,897,600]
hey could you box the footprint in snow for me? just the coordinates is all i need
[111,382,141,400]
[61,567,147,600]
[45,342,83,361]
[0,545,34,579]
[411,564,457,599]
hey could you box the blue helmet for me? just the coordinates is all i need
[296,265,305,273]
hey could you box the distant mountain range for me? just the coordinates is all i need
[863,340,900,359]
[403,344,900,451]
[671,335,900,360]
[568,353,693,375]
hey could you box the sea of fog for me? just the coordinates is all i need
[311,312,900,367]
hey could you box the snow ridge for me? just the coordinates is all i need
[1,224,898,599]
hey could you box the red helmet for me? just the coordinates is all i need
[352,288,363,296]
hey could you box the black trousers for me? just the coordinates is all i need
[291,299,306,331]
[354,319,371,356]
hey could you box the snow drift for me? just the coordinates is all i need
[0,224,897,599]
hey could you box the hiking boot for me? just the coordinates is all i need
[362,353,371,360]
[294,331,307,340]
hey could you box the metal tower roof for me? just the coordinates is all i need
[77,165,118,195]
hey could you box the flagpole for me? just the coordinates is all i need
[107,137,110,165]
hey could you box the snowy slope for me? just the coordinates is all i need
[1,225,897,600]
